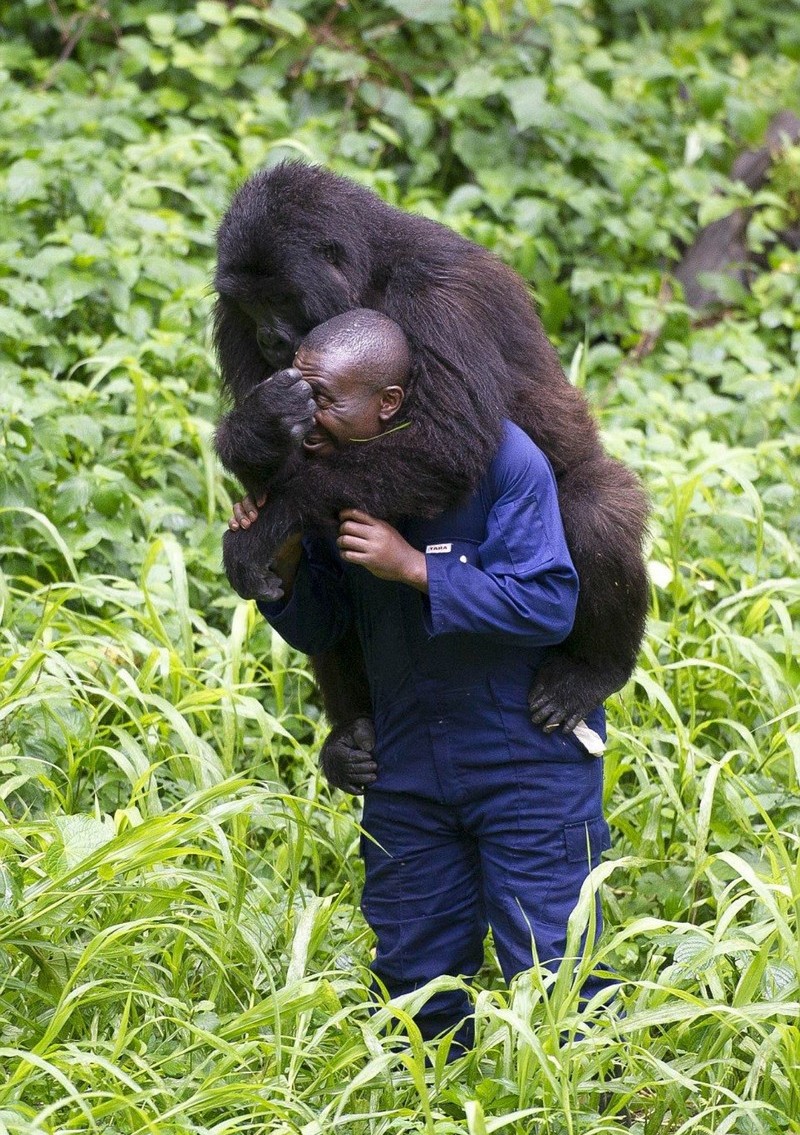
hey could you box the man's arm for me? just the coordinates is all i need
[422,501,578,646]
[336,448,578,647]
[336,509,427,591]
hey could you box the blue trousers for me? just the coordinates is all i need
[360,756,610,1049]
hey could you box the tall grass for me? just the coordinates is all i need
[2,430,798,1131]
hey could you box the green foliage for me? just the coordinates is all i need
[0,1,799,1131]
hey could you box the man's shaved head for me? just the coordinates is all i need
[300,309,410,392]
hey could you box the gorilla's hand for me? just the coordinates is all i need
[320,717,377,794]
[528,651,627,735]
[215,368,316,483]
[256,367,317,447]
[222,523,285,602]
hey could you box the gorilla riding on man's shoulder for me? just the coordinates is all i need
[213,162,649,766]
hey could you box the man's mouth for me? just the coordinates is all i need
[303,432,333,453]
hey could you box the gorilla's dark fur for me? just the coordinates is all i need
[213,162,649,735]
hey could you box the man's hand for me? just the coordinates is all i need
[337,509,428,592]
[229,494,265,531]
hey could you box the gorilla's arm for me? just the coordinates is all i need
[528,455,649,732]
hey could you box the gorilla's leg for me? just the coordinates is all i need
[224,499,378,791]
[311,627,376,795]
[222,521,287,602]
[529,455,649,732]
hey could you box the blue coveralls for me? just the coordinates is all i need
[261,421,611,1048]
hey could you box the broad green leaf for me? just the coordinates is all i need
[383,0,455,23]
[43,814,116,878]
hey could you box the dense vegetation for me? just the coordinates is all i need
[1,1,798,1131]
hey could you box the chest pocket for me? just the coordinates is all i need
[425,538,481,567]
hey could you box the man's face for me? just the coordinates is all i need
[293,345,399,458]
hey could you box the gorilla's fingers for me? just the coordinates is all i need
[527,691,548,716]
[268,366,304,389]
[529,689,590,735]
[319,717,378,794]
[343,765,378,792]
[528,691,563,732]
[561,710,582,735]
[223,528,286,600]
[528,689,555,721]
[253,570,285,602]
[254,368,316,447]
[345,756,378,778]
[342,780,374,795]
[352,717,376,752]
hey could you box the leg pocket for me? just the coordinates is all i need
[563,815,611,865]
[486,814,611,981]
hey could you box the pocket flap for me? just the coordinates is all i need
[564,816,611,863]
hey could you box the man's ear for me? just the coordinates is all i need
[378,386,405,422]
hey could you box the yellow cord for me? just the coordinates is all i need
[347,420,412,443]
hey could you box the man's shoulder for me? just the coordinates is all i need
[487,420,555,495]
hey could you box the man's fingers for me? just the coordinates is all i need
[230,501,252,530]
[338,520,372,538]
[339,509,374,523]
[337,534,371,551]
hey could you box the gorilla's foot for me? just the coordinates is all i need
[528,652,629,735]
[222,528,285,601]
[225,557,284,602]
[320,717,377,795]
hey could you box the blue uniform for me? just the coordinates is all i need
[262,421,610,1047]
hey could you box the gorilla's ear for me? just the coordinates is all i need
[318,239,347,267]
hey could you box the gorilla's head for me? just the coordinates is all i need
[214,163,378,373]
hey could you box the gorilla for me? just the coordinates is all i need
[213,161,648,760]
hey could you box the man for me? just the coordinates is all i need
[231,308,611,1052]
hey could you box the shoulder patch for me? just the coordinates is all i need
[426,543,452,554]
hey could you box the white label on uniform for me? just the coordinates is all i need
[426,543,452,554]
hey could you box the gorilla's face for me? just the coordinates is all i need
[215,192,366,372]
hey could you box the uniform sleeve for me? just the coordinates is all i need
[424,440,578,646]
[257,534,353,654]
